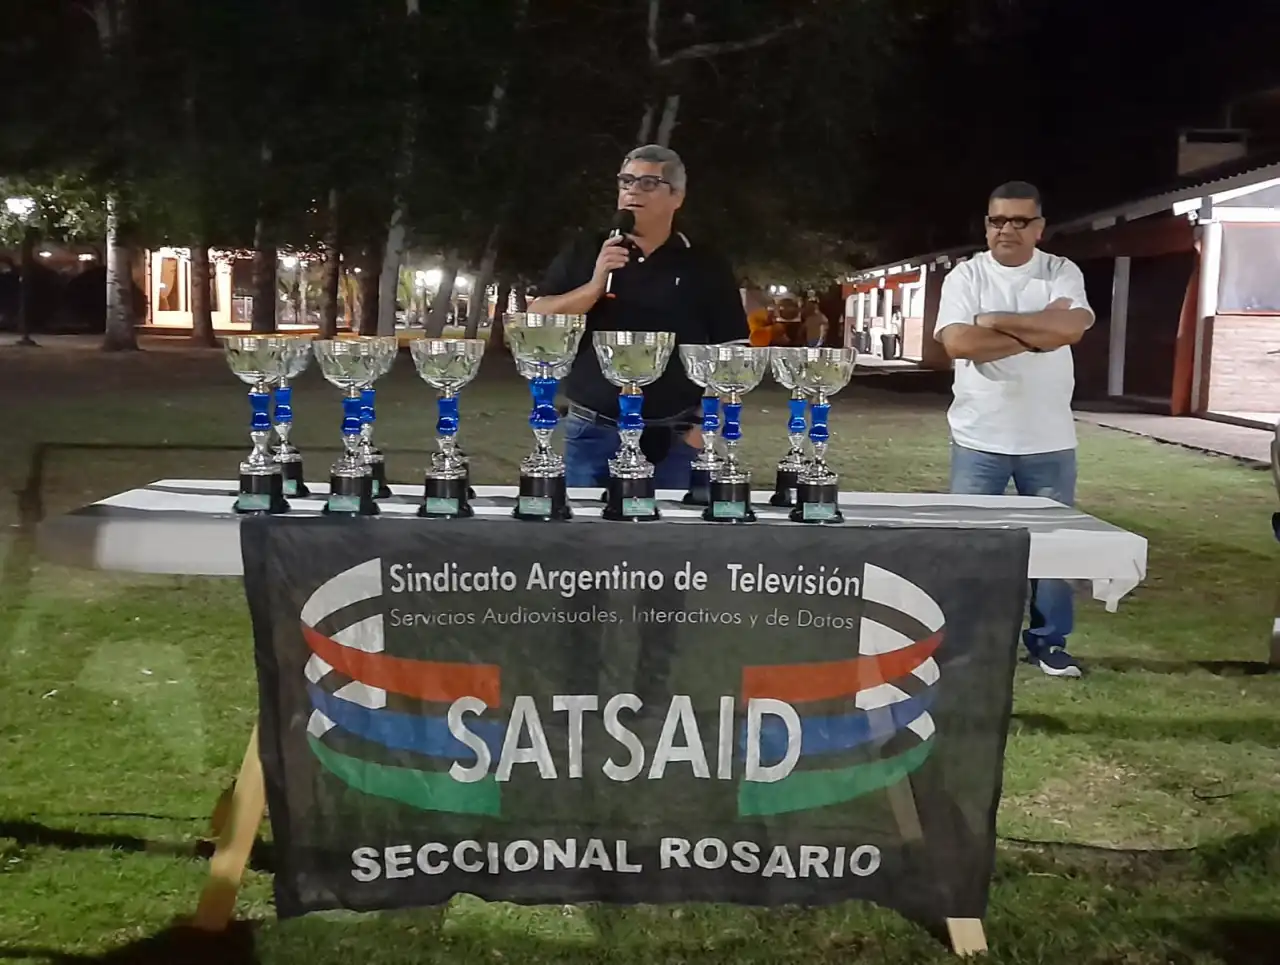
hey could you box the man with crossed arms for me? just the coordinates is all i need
[934,181,1095,678]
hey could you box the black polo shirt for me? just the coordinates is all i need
[538,229,749,421]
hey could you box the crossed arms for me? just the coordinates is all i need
[937,297,1094,362]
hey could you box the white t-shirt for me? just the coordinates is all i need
[934,249,1093,455]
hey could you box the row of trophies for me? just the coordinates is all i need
[222,315,857,525]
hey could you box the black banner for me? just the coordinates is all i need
[244,518,1029,924]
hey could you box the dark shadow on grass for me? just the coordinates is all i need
[0,819,273,873]
[1010,711,1280,745]
[0,922,258,964]
[1086,655,1279,677]
[1169,916,1280,965]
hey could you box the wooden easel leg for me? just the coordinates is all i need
[193,724,266,932]
[946,918,988,956]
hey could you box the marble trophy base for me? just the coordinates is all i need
[604,475,660,522]
[279,458,310,498]
[514,475,573,521]
[682,467,713,506]
[770,468,799,508]
[791,480,843,524]
[367,456,393,499]
[235,470,290,515]
[324,472,379,517]
[704,479,756,523]
[419,475,473,519]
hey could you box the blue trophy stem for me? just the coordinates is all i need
[342,395,363,437]
[249,390,272,433]
[722,402,743,443]
[809,402,831,445]
[272,384,293,426]
[360,388,376,426]
[530,376,559,432]
[618,393,645,433]
[701,395,720,433]
[787,397,807,436]
[436,393,460,437]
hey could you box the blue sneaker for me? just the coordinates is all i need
[1025,642,1082,678]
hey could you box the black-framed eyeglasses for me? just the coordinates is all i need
[986,215,1041,231]
[617,174,671,193]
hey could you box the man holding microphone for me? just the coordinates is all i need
[529,144,749,490]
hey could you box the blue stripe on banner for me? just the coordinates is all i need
[308,683,505,762]
[744,688,936,764]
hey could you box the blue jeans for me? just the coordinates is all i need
[563,415,698,490]
[949,443,1077,652]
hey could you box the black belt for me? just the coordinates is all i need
[564,402,700,465]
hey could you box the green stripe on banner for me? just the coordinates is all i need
[308,734,502,817]
[737,739,934,817]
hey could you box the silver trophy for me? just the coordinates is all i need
[592,331,677,521]
[504,313,587,521]
[768,346,812,507]
[272,337,315,497]
[697,345,771,522]
[409,337,485,518]
[783,347,857,523]
[312,337,399,516]
[677,346,725,506]
[223,335,294,515]
[356,339,400,498]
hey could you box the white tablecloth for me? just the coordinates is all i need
[35,479,1148,611]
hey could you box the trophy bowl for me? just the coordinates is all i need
[223,335,295,515]
[312,337,398,516]
[678,345,725,506]
[768,346,812,507]
[592,331,677,522]
[785,347,858,523]
[698,345,771,523]
[409,338,486,518]
[504,313,587,521]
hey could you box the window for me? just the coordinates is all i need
[1218,223,1280,313]
[157,257,182,312]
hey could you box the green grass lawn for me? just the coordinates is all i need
[1,340,1277,964]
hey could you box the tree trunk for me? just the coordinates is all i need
[251,238,277,334]
[101,195,138,350]
[463,229,499,338]
[357,246,382,335]
[655,93,681,146]
[16,226,38,347]
[424,254,460,336]
[488,279,512,353]
[319,188,340,338]
[190,245,215,346]
[298,260,308,326]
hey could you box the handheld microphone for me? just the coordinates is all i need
[604,209,636,298]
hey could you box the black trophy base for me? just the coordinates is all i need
[603,476,660,521]
[323,473,379,517]
[514,475,573,521]
[770,469,800,507]
[704,479,756,523]
[280,459,310,498]
[791,481,843,524]
[682,467,713,506]
[235,471,290,515]
[419,476,473,518]
[369,458,393,499]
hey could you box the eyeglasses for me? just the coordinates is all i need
[617,174,671,193]
[986,216,1041,231]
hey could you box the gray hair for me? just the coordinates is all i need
[622,144,687,193]
[989,180,1042,214]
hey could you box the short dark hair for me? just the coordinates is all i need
[989,181,1042,213]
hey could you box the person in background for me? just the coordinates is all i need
[933,180,1095,678]
[528,144,748,489]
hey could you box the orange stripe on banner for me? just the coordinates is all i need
[302,623,500,705]
[741,631,942,703]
